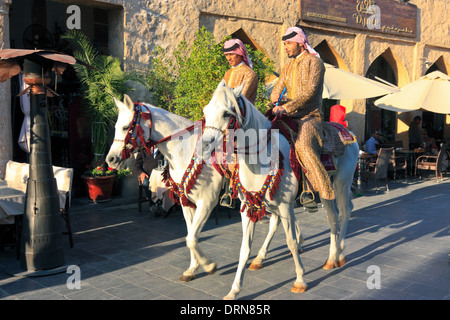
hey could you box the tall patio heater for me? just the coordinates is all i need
[0,49,82,274]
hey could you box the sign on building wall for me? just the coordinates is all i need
[299,0,417,38]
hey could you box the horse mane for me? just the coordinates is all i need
[139,103,193,129]
[213,84,271,131]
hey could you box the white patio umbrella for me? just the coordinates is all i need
[266,63,399,100]
[323,63,399,99]
[374,71,450,114]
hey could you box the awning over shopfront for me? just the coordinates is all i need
[374,71,450,114]
[323,63,399,99]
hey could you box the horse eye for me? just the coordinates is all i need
[122,126,129,132]
[223,111,231,118]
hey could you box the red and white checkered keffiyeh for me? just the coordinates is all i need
[282,27,320,57]
[223,38,253,69]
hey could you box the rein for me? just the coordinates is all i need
[120,102,206,209]
[121,102,205,158]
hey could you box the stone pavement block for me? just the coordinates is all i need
[0,276,44,296]
[83,272,127,291]
[104,282,159,300]
[306,283,355,300]
[64,285,120,300]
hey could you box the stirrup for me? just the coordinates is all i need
[220,193,234,208]
[300,191,318,213]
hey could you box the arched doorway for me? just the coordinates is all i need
[229,28,277,84]
[422,58,448,141]
[314,40,345,122]
[365,54,398,143]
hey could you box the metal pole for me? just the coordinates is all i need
[19,58,65,271]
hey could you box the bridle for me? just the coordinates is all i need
[204,96,272,156]
[119,102,205,159]
[204,96,244,135]
[119,102,153,159]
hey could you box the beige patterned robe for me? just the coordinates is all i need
[223,63,258,104]
[271,52,334,200]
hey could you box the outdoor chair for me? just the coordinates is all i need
[415,143,448,182]
[53,165,74,248]
[138,184,149,212]
[389,149,408,180]
[360,147,394,191]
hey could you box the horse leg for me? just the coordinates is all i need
[279,204,307,293]
[322,173,354,269]
[179,206,200,282]
[335,189,353,268]
[295,214,304,250]
[249,212,304,271]
[321,198,341,270]
[224,210,256,300]
[185,202,217,276]
[248,214,279,270]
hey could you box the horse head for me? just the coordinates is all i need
[201,80,246,159]
[106,94,150,169]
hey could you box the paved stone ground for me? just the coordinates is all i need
[0,175,448,303]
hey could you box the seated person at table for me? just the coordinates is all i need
[408,116,423,150]
[134,147,164,216]
[364,130,381,155]
[423,130,439,155]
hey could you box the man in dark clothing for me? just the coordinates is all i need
[134,148,164,216]
[408,116,423,150]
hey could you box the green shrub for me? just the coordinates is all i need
[147,27,275,121]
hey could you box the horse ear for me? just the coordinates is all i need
[123,94,134,111]
[233,82,245,98]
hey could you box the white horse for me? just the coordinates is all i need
[201,80,359,300]
[106,94,300,284]
[106,95,221,281]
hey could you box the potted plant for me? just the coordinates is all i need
[82,165,117,202]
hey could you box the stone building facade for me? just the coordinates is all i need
[0,0,449,178]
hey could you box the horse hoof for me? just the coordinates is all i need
[207,264,217,275]
[291,283,307,293]
[223,294,235,300]
[323,257,346,270]
[323,260,337,270]
[179,274,195,282]
[248,262,263,270]
[337,257,346,267]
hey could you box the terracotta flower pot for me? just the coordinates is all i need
[82,175,116,203]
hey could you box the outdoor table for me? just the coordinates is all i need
[149,169,174,213]
[0,180,67,224]
[0,180,26,224]
[396,149,425,176]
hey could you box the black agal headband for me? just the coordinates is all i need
[281,31,297,41]
[223,43,240,53]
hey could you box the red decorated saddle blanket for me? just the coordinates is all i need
[265,109,356,180]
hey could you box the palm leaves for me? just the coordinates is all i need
[62,30,128,162]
